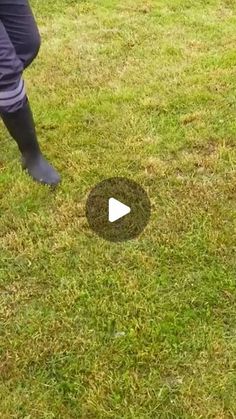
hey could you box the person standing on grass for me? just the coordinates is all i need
[0,0,60,186]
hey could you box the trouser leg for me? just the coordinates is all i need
[0,1,41,70]
[0,18,26,113]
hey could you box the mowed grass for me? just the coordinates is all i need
[0,0,236,417]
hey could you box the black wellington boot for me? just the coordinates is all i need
[1,100,61,186]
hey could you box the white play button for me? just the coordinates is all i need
[108,197,131,223]
[86,177,151,241]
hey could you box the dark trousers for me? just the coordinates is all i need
[0,1,40,112]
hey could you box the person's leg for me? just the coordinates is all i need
[0,2,60,186]
[0,16,26,113]
[0,1,41,69]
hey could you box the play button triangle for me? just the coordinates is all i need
[108,197,131,223]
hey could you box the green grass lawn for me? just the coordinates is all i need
[0,0,236,417]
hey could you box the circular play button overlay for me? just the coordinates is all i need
[86,177,151,242]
